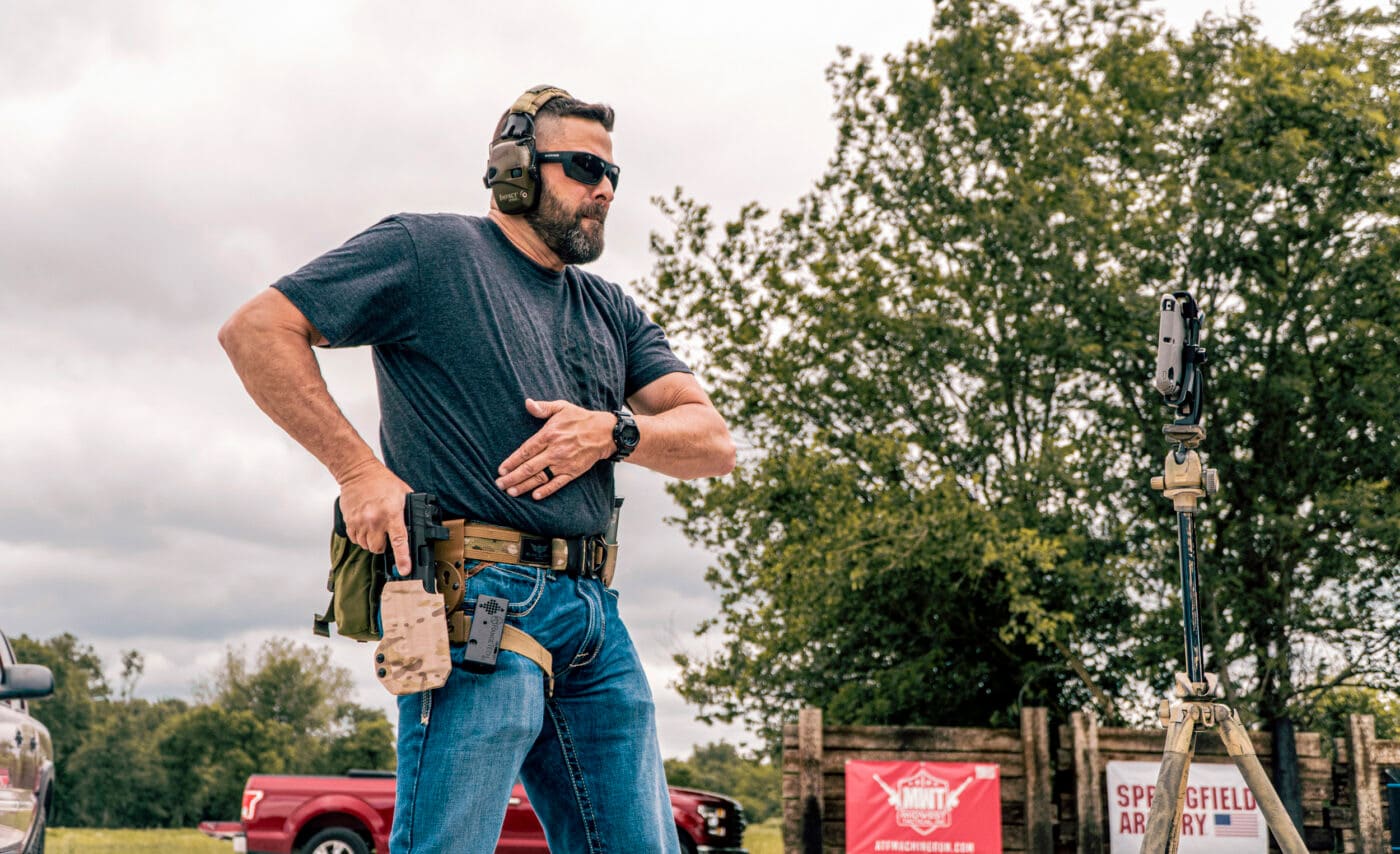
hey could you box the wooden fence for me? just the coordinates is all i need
[781,707,1399,854]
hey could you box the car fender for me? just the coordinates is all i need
[672,799,707,843]
[283,793,387,841]
[33,759,53,811]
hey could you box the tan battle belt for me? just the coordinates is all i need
[432,519,618,587]
[447,610,554,696]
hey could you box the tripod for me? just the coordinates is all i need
[1139,293,1307,853]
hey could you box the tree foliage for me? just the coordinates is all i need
[1174,1,1400,724]
[664,741,782,823]
[158,705,295,826]
[197,637,356,769]
[15,634,394,827]
[63,699,186,828]
[640,0,1400,744]
[1304,687,1400,745]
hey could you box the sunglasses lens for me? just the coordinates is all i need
[567,153,606,184]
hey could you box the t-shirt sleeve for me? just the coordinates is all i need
[620,293,691,397]
[271,218,419,347]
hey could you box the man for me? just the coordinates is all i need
[219,86,735,853]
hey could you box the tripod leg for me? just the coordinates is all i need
[1140,712,1196,854]
[1217,713,1309,854]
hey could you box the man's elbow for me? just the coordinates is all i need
[217,310,244,352]
[217,306,251,357]
[709,431,737,477]
[219,292,321,356]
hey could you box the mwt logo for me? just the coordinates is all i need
[845,761,1002,854]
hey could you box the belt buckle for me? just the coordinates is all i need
[586,535,607,580]
[567,536,608,581]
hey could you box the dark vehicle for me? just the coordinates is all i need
[200,771,747,853]
[0,630,55,854]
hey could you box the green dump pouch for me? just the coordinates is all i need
[313,502,387,642]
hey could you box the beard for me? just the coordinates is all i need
[524,184,607,265]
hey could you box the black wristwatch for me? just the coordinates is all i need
[609,409,640,462]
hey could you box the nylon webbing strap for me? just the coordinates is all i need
[435,519,571,571]
[509,85,571,118]
[432,519,617,586]
[447,611,554,696]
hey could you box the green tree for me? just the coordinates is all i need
[157,705,295,825]
[62,699,185,828]
[1164,0,1400,730]
[312,704,396,775]
[665,742,782,823]
[199,637,352,733]
[641,0,1400,746]
[200,637,392,774]
[1304,686,1400,747]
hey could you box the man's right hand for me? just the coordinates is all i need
[337,459,415,576]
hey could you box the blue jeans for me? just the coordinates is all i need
[389,563,680,853]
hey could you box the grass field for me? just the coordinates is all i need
[49,828,230,853]
[49,821,786,853]
[746,817,783,854]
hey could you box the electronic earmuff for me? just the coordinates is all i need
[483,85,572,215]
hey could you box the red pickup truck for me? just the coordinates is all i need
[199,770,747,854]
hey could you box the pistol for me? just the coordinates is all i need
[401,493,450,591]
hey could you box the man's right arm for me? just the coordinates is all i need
[218,288,413,572]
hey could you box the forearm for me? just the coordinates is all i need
[218,307,379,485]
[627,403,735,480]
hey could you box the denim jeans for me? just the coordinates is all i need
[389,562,679,853]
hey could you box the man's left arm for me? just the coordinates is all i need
[623,372,736,479]
[495,373,735,500]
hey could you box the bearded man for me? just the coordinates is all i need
[219,86,735,853]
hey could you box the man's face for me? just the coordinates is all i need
[525,116,616,265]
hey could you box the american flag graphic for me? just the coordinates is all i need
[1214,812,1261,837]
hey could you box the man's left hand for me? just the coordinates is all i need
[496,398,614,500]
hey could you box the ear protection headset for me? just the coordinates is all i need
[483,85,572,215]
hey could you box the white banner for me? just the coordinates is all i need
[1106,761,1267,854]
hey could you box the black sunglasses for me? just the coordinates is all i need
[537,151,621,190]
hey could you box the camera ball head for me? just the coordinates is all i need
[1151,446,1219,513]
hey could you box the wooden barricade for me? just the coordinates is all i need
[781,708,1396,854]
[1334,715,1400,854]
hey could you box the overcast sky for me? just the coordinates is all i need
[1,0,1333,761]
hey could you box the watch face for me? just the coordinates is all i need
[620,422,640,447]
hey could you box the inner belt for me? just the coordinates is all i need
[432,519,617,586]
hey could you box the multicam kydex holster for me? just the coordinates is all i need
[372,493,453,695]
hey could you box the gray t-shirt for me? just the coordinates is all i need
[273,213,690,537]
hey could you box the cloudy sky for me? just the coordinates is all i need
[2,0,1330,760]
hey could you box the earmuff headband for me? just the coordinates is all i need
[508,86,572,120]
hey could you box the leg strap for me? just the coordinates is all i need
[447,611,554,697]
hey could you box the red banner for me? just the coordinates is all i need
[845,761,1003,854]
